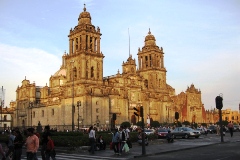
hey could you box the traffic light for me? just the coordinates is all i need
[215,96,223,110]
[134,107,140,116]
[112,113,116,120]
[175,112,179,120]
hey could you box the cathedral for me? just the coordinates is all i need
[12,5,210,131]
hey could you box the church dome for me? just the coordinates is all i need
[78,4,92,25]
[144,29,156,46]
[53,68,66,77]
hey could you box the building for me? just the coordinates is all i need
[11,5,238,130]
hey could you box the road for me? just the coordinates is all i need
[135,142,240,160]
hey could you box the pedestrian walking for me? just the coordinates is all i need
[41,125,51,160]
[45,135,56,160]
[0,143,6,160]
[12,130,24,160]
[5,130,15,159]
[25,128,39,160]
[111,129,119,155]
[216,125,220,136]
[124,125,132,148]
[88,126,96,154]
[119,126,128,155]
[227,121,234,137]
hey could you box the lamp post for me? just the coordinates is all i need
[70,60,75,131]
[77,101,81,131]
[29,102,33,127]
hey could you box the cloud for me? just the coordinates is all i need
[0,43,61,106]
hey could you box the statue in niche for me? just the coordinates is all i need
[144,79,148,88]
[131,92,135,101]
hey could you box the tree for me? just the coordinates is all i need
[182,121,190,126]
[151,121,160,128]
[121,121,131,127]
[201,123,207,127]
[136,121,145,127]
[216,120,228,126]
[174,121,182,127]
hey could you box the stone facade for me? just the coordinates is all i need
[11,5,240,130]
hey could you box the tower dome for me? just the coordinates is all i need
[144,28,156,46]
[78,4,92,25]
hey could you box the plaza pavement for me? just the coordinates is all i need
[55,131,240,159]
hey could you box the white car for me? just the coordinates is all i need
[144,129,155,135]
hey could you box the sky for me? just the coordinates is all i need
[0,0,240,111]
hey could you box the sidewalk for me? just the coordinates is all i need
[54,132,240,159]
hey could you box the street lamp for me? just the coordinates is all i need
[70,60,75,131]
[77,101,81,131]
[29,102,33,127]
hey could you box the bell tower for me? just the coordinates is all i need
[137,29,167,90]
[66,4,104,84]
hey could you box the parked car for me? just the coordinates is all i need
[156,128,169,139]
[144,129,155,135]
[171,127,201,139]
[207,125,217,134]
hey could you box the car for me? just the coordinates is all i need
[196,128,205,135]
[207,125,217,134]
[144,129,155,135]
[233,125,240,132]
[171,127,201,139]
[156,128,169,139]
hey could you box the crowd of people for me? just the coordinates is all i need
[87,125,132,155]
[0,125,56,160]
[0,121,237,159]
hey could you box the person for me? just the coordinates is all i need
[45,135,56,160]
[5,130,15,159]
[41,125,51,160]
[137,130,148,145]
[97,135,106,150]
[216,125,220,136]
[88,126,96,154]
[166,130,174,143]
[111,129,119,155]
[118,126,127,155]
[227,121,234,137]
[25,128,39,160]
[12,130,24,160]
[203,126,208,136]
[124,126,132,148]
[0,143,6,160]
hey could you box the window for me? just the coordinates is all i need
[33,112,35,118]
[96,108,99,113]
[52,109,54,116]
[42,110,44,117]
[96,116,99,119]
[4,115,7,121]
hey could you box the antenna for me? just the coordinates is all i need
[128,28,130,57]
